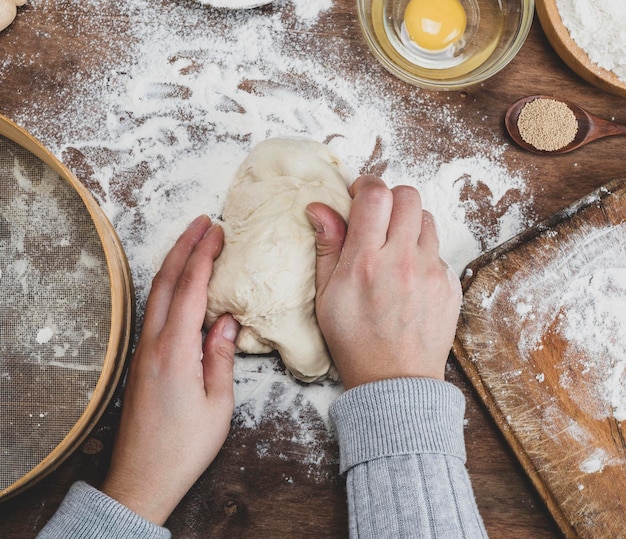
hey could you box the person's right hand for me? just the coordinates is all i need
[306,175,462,389]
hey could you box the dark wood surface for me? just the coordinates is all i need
[1,1,626,537]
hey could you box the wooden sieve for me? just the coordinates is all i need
[0,114,133,501]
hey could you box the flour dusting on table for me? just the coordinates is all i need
[6,0,535,458]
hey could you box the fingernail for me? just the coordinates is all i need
[424,211,439,237]
[190,214,211,229]
[305,210,325,234]
[222,316,240,343]
[202,223,220,238]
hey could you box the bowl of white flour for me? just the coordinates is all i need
[536,0,626,98]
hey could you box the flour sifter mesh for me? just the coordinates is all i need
[0,117,133,500]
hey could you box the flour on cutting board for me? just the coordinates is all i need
[483,223,626,427]
[9,0,535,455]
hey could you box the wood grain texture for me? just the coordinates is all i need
[536,0,626,98]
[1,0,626,537]
[454,179,626,539]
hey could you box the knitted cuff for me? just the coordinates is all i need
[329,378,467,475]
[37,481,171,539]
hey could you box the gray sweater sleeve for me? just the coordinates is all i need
[38,378,485,538]
[36,481,171,539]
[330,377,488,539]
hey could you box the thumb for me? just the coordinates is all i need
[305,202,347,294]
[203,314,239,400]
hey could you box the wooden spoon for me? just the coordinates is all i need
[505,95,626,154]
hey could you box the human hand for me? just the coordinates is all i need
[101,215,240,525]
[306,176,462,389]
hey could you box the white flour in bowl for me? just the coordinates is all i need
[556,0,626,82]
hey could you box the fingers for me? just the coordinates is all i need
[418,210,440,254]
[387,185,423,245]
[203,314,239,400]
[142,215,214,338]
[347,177,438,256]
[305,202,347,294]
[142,215,223,338]
[345,175,393,253]
[162,224,224,343]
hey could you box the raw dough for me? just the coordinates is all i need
[205,138,352,382]
[0,0,26,33]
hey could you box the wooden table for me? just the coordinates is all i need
[1,1,624,537]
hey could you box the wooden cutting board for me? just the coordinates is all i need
[454,179,626,539]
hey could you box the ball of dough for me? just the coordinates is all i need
[205,138,352,382]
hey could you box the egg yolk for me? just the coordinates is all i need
[404,0,467,51]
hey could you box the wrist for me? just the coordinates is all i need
[101,474,175,526]
[338,364,446,390]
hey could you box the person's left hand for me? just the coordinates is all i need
[101,215,240,526]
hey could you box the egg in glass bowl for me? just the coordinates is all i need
[356,0,534,90]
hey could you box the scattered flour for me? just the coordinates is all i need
[579,448,608,474]
[198,0,332,18]
[556,0,626,82]
[559,265,626,420]
[1,137,113,480]
[290,0,333,22]
[1,138,111,367]
[4,0,535,452]
[36,327,54,345]
[233,356,342,430]
[197,0,274,9]
[507,224,626,421]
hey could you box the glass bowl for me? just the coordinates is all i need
[356,0,534,90]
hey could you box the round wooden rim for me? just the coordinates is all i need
[536,0,626,98]
[0,114,134,501]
